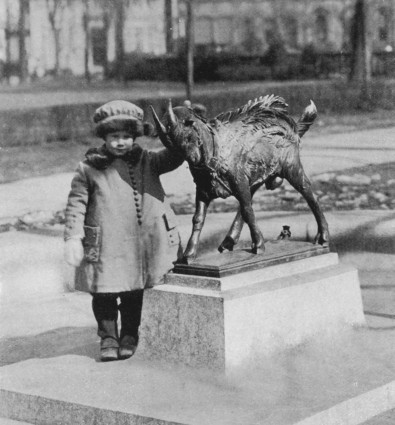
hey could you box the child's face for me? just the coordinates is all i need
[104,131,134,156]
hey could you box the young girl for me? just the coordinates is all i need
[64,100,184,361]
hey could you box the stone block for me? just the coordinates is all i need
[139,251,366,372]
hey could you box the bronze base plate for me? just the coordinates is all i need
[173,241,330,278]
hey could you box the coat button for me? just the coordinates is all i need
[136,207,142,213]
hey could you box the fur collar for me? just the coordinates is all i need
[85,144,143,169]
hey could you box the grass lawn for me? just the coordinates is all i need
[1,108,395,184]
[0,136,159,183]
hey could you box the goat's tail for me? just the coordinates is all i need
[297,100,317,138]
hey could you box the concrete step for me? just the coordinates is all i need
[1,322,395,425]
[361,408,395,425]
[0,418,33,425]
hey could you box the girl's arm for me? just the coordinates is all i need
[64,163,89,240]
[149,148,184,175]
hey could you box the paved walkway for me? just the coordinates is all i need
[1,126,395,222]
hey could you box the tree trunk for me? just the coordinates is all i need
[185,0,194,100]
[115,0,125,83]
[83,0,91,83]
[54,30,60,76]
[165,0,173,54]
[46,0,61,76]
[349,0,373,103]
[18,0,29,82]
[102,11,110,78]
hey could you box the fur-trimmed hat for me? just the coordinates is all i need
[93,100,144,139]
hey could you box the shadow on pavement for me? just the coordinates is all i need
[330,215,395,255]
[0,326,97,367]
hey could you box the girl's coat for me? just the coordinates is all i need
[65,144,183,293]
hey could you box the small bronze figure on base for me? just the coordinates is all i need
[278,225,292,240]
[151,95,329,263]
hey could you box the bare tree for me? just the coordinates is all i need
[185,0,194,100]
[18,0,29,82]
[349,0,373,102]
[114,0,128,82]
[165,0,174,53]
[271,0,288,46]
[82,0,91,83]
[45,0,73,76]
[97,0,113,78]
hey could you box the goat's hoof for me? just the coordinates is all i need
[251,243,265,255]
[314,230,330,246]
[177,253,196,265]
[218,236,235,253]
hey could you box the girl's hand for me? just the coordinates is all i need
[64,238,84,267]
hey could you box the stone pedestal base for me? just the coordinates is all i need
[139,245,365,372]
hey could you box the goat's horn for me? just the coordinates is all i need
[167,99,178,130]
[150,105,166,135]
[150,105,173,149]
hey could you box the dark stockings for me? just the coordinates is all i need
[92,290,144,341]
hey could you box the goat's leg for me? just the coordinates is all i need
[218,209,243,252]
[286,165,329,245]
[218,184,262,253]
[180,190,210,263]
[230,179,264,254]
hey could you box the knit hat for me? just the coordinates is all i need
[93,100,144,139]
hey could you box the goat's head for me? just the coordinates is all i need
[151,100,212,166]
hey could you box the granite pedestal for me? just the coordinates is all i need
[138,241,366,372]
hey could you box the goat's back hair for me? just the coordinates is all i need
[214,94,288,124]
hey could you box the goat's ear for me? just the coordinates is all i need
[184,119,195,127]
[143,122,155,136]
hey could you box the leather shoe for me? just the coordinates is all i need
[119,335,137,360]
[100,337,119,362]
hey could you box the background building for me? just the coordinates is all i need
[0,0,394,80]
[188,0,394,54]
[0,0,179,78]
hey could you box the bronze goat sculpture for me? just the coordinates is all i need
[151,95,329,263]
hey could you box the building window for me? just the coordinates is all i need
[315,8,329,44]
[242,17,261,53]
[7,34,19,62]
[195,17,213,44]
[378,7,391,42]
[340,6,354,50]
[91,27,106,66]
[213,17,233,46]
[283,15,298,48]
[264,19,277,46]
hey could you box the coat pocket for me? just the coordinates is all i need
[162,212,177,231]
[162,213,179,247]
[83,225,101,263]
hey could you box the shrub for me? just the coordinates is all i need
[107,52,185,81]
[216,62,271,81]
[194,54,222,81]
[299,44,319,78]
